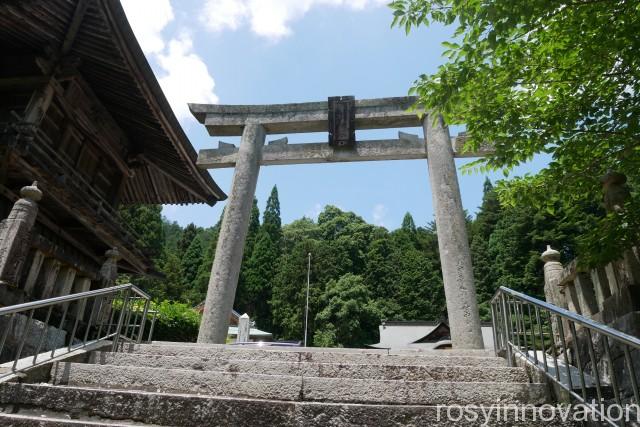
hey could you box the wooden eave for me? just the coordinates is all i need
[0,0,226,206]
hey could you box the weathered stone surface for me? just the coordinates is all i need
[98,248,120,287]
[237,313,250,343]
[40,258,61,300]
[0,182,42,287]
[0,312,66,363]
[197,135,490,169]
[198,124,265,344]
[52,363,546,405]
[126,344,506,367]
[0,383,578,427]
[71,277,92,320]
[88,352,526,382]
[574,273,599,317]
[145,341,495,356]
[601,171,630,213]
[541,246,569,344]
[22,250,45,296]
[53,363,303,401]
[423,114,483,349]
[189,97,419,137]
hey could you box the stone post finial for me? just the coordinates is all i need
[20,181,42,202]
[541,244,566,343]
[105,247,121,261]
[100,247,121,287]
[601,171,630,213]
[541,245,561,263]
[0,181,42,286]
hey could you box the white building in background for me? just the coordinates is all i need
[368,321,494,351]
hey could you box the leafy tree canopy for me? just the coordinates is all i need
[390,0,640,264]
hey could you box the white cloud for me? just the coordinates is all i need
[156,34,219,120]
[122,1,219,122]
[201,0,388,40]
[201,0,248,32]
[372,203,388,227]
[121,0,174,54]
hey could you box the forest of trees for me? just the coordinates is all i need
[119,179,584,347]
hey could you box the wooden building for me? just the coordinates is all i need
[0,0,226,308]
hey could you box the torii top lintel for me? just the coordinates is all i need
[189,96,420,137]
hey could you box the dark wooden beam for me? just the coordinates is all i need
[60,0,90,56]
[0,76,49,90]
[142,155,207,203]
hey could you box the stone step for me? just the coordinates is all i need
[0,413,137,426]
[147,341,496,357]
[0,383,578,427]
[125,344,506,367]
[89,352,528,383]
[52,363,548,406]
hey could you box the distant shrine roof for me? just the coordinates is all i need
[0,0,226,205]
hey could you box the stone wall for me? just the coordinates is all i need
[542,245,640,404]
[0,312,66,364]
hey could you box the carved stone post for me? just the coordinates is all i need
[198,124,265,344]
[541,246,565,344]
[237,313,250,343]
[601,171,629,213]
[40,258,61,299]
[423,114,484,349]
[22,250,46,297]
[72,277,92,321]
[542,246,564,306]
[99,248,121,287]
[54,267,77,297]
[574,273,599,318]
[0,182,42,287]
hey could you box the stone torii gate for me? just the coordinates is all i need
[189,96,492,349]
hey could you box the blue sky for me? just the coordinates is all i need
[121,0,547,230]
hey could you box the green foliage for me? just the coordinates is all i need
[314,274,381,348]
[401,212,417,234]
[181,235,204,302]
[149,300,201,342]
[390,0,640,264]
[263,186,282,244]
[118,205,164,257]
[118,184,581,347]
[177,223,198,255]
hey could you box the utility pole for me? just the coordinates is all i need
[304,252,311,347]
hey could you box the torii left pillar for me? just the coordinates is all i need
[198,124,265,343]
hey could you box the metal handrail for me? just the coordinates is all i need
[0,283,156,382]
[492,287,640,350]
[491,286,640,427]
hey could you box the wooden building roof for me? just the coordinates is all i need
[0,0,226,206]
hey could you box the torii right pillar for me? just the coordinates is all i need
[423,114,484,349]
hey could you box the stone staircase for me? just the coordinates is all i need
[0,342,577,426]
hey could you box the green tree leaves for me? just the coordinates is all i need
[392,0,640,263]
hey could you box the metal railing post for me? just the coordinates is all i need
[137,300,150,344]
[500,292,513,366]
[111,289,131,352]
[490,301,499,355]
[147,310,158,343]
[0,283,152,382]
[486,286,640,427]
